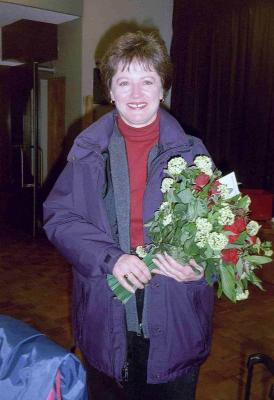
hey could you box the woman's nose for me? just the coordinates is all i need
[131,82,142,98]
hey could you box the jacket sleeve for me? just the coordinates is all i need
[43,159,124,278]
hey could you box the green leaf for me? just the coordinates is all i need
[178,188,193,204]
[174,203,187,215]
[179,177,187,190]
[233,231,248,245]
[217,281,223,298]
[245,255,272,265]
[247,271,264,291]
[167,190,180,203]
[235,258,243,276]
[180,230,190,245]
[219,264,236,302]
[235,195,251,209]
[196,199,208,217]
[186,203,196,220]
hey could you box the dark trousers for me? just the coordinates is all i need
[85,333,199,400]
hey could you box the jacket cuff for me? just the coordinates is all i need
[102,247,124,274]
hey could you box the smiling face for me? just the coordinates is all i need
[110,59,164,128]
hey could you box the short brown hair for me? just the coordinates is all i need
[100,31,173,100]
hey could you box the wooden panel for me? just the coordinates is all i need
[47,77,65,174]
[0,67,11,187]
[2,19,58,62]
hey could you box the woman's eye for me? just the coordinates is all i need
[144,80,153,85]
[119,81,129,87]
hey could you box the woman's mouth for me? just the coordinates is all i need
[127,102,147,110]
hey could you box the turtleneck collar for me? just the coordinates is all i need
[117,113,160,142]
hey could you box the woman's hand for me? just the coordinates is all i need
[113,254,152,293]
[151,252,204,282]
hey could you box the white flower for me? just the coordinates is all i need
[218,184,231,200]
[243,195,251,210]
[195,218,213,248]
[194,156,213,176]
[246,220,260,236]
[208,232,228,251]
[195,233,208,248]
[160,202,170,211]
[167,157,187,176]
[136,246,147,259]
[217,206,235,226]
[161,178,174,193]
[163,213,173,226]
[196,217,213,235]
[236,289,249,301]
[246,197,251,209]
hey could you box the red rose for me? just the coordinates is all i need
[194,173,210,188]
[208,180,221,197]
[224,216,246,234]
[221,248,239,265]
[227,233,240,244]
[224,216,246,243]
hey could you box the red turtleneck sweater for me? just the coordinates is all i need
[118,114,160,247]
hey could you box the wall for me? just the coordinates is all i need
[55,18,82,136]
[1,0,82,15]
[81,0,174,111]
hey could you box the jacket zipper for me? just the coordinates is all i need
[121,312,129,382]
[122,361,129,382]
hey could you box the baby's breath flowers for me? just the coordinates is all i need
[161,178,174,193]
[208,232,228,252]
[246,220,260,236]
[167,157,187,176]
[136,246,147,259]
[194,155,213,176]
[236,288,249,301]
[217,206,235,226]
[163,213,173,226]
[195,218,213,248]
[107,154,273,304]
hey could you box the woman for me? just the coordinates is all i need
[43,31,214,400]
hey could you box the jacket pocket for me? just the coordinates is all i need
[186,280,214,350]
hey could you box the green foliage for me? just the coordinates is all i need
[219,264,236,302]
[107,155,273,304]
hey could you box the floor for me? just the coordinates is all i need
[0,221,274,399]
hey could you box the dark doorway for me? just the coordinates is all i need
[0,64,37,233]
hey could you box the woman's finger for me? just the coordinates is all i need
[118,276,136,293]
[154,253,186,280]
[124,272,144,289]
[152,255,172,276]
[153,253,204,282]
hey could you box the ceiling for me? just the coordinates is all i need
[0,2,79,27]
[0,1,79,65]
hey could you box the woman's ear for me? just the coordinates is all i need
[159,88,164,101]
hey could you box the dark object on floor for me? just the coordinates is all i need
[244,353,274,400]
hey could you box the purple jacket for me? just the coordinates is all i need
[43,109,214,384]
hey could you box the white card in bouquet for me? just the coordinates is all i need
[218,172,240,199]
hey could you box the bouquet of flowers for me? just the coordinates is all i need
[107,155,273,304]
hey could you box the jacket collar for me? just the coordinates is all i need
[67,108,190,161]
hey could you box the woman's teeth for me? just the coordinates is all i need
[128,103,146,109]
